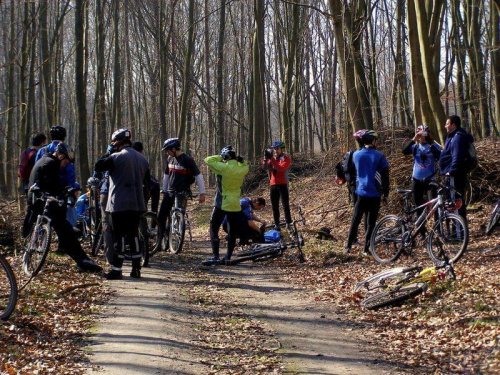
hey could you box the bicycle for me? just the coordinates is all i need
[370,182,469,265]
[22,188,66,278]
[353,257,456,310]
[484,198,500,235]
[161,191,193,254]
[225,207,306,265]
[0,254,18,320]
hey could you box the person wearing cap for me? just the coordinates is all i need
[35,125,81,228]
[263,141,292,230]
[203,146,249,265]
[402,125,442,236]
[23,143,102,273]
[158,138,206,241]
[95,129,150,280]
[345,130,390,256]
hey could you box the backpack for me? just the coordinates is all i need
[342,151,356,183]
[465,138,478,172]
[18,148,38,181]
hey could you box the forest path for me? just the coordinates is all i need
[87,238,400,374]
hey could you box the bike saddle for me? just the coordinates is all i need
[397,189,412,195]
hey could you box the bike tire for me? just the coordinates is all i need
[370,215,405,264]
[23,222,51,278]
[0,255,18,320]
[235,244,274,257]
[361,283,427,310]
[227,246,282,265]
[91,222,103,256]
[427,212,468,264]
[169,210,185,254]
[89,207,101,248]
[485,201,500,235]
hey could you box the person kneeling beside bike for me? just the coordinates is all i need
[223,197,267,245]
[25,143,102,273]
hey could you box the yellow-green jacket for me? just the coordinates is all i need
[204,155,249,212]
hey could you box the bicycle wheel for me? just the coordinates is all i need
[0,255,18,320]
[91,222,103,256]
[361,283,427,310]
[485,201,500,235]
[227,245,282,265]
[370,215,405,264]
[427,212,468,264]
[169,210,185,254]
[463,181,473,207]
[23,222,51,278]
[235,244,275,257]
[142,212,161,256]
[89,207,101,247]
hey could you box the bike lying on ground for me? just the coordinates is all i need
[224,207,306,266]
[370,182,468,265]
[0,254,17,320]
[353,257,456,310]
[484,198,500,235]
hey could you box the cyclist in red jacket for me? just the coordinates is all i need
[263,141,292,230]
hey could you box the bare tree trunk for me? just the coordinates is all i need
[124,6,136,138]
[252,0,266,159]
[204,0,215,158]
[94,0,107,154]
[112,0,121,130]
[492,0,500,134]
[216,0,227,150]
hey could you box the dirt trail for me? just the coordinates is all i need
[87,240,401,374]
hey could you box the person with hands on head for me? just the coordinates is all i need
[402,125,442,237]
[345,130,390,256]
[25,143,102,273]
[203,146,249,265]
[263,141,292,230]
[157,138,206,241]
[438,115,474,219]
[95,129,150,280]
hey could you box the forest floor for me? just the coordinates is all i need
[1,141,500,374]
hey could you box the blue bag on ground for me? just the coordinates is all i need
[264,230,281,243]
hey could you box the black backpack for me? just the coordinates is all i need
[465,138,478,172]
[342,151,356,183]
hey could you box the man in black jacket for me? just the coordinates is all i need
[438,115,473,218]
[26,143,102,273]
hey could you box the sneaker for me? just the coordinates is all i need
[103,269,123,280]
[78,259,103,273]
[130,268,141,279]
[201,256,220,266]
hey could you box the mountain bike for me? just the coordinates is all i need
[22,189,66,278]
[484,198,500,235]
[353,257,456,310]
[162,191,193,254]
[0,254,18,320]
[370,182,468,265]
[225,207,306,265]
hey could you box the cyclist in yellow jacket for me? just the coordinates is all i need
[203,146,249,265]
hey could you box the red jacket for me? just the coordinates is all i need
[263,153,291,185]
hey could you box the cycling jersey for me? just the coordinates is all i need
[353,147,389,198]
[402,140,441,181]
[205,155,249,212]
[163,153,201,193]
[263,153,291,185]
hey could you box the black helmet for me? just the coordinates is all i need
[55,142,73,161]
[50,126,67,141]
[162,138,181,151]
[220,145,236,161]
[132,141,144,152]
[361,130,379,144]
[111,128,131,142]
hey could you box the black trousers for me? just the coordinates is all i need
[28,202,89,266]
[110,211,141,269]
[346,196,381,252]
[158,193,175,233]
[270,184,292,227]
[448,175,467,219]
[209,207,239,259]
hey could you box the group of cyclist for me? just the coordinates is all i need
[340,115,475,256]
[20,122,294,278]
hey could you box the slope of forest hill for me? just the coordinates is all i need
[248,136,499,373]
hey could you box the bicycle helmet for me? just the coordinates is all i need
[272,141,285,148]
[360,129,379,144]
[162,138,181,151]
[220,145,236,161]
[50,125,67,141]
[111,128,131,142]
[87,177,100,187]
[55,142,74,161]
[353,129,368,145]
